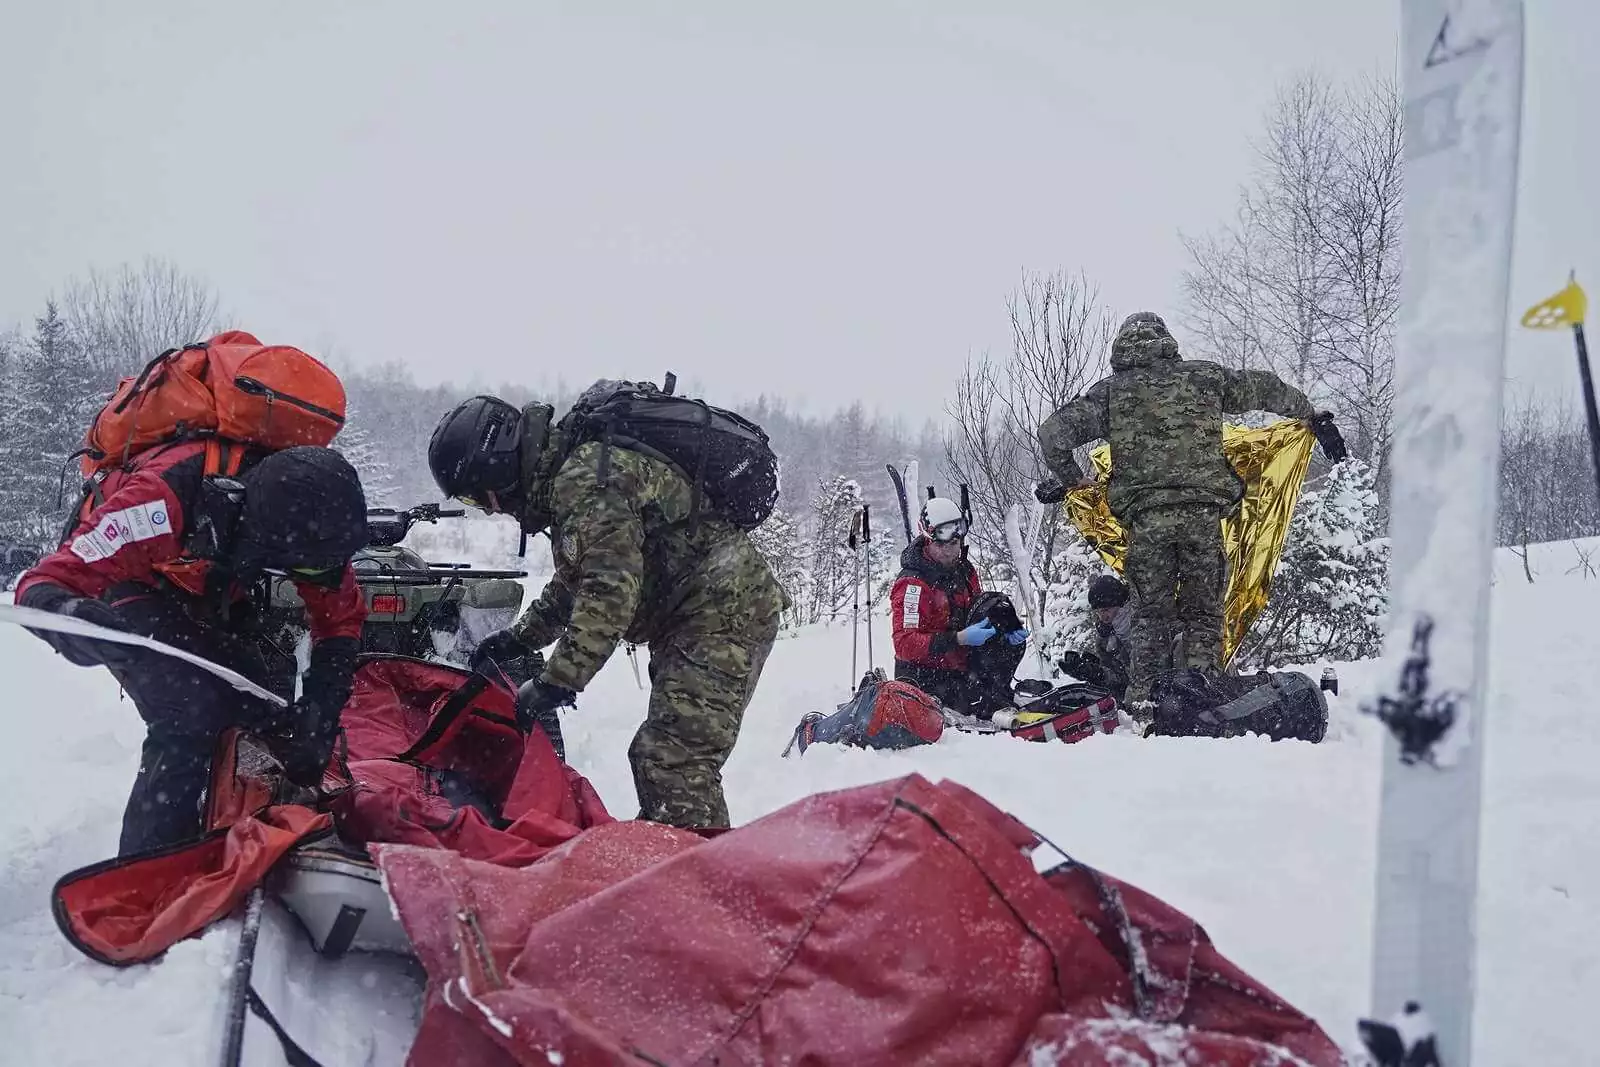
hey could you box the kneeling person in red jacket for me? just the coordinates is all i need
[17,444,370,855]
[890,497,1027,717]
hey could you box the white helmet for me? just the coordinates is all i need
[919,497,968,542]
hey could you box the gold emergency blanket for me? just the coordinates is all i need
[1063,420,1314,665]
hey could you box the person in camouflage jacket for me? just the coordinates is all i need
[1035,312,1338,704]
[1058,574,1133,702]
[428,395,787,829]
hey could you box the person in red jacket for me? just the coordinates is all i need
[17,443,370,855]
[890,497,1028,717]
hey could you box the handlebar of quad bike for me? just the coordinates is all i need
[364,503,467,547]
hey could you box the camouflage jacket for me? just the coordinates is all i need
[510,430,785,693]
[1038,338,1314,519]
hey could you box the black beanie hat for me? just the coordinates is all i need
[233,446,368,573]
[1087,574,1130,609]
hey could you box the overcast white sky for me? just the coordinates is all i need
[2,1,1594,420]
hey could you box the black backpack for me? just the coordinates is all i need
[558,376,780,531]
[963,591,1027,714]
[1149,667,1328,743]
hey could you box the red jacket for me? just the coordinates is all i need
[19,441,365,643]
[890,540,982,673]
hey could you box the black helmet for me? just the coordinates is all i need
[233,446,368,576]
[1088,574,1130,609]
[428,396,526,502]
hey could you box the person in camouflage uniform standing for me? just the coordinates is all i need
[1035,312,1342,706]
[427,394,786,829]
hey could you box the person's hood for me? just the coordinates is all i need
[1109,311,1181,372]
[232,446,368,574]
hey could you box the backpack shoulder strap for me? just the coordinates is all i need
[203,439,246,478]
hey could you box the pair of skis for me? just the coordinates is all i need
[885,461,919,546]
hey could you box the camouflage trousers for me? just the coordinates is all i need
[630,611,780,829]
[1123,504,1226,703]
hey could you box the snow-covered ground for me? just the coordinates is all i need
[1,533,1597,1065]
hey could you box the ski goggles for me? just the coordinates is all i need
[927,518,969,543]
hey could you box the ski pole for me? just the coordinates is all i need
[862,504,875,673]
[848,507,862,689]
[1574,319,1600,509]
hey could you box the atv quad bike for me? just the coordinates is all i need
[255,504,538,697]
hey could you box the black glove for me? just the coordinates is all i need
[1059,650,1108,687]
[1034,476,1067,505]
[1310,411,1348,464]
[470,628,531,673]
[265,697,339,787]
[515,677,576,734]
[271,636,359,787]
[18,583,133,668]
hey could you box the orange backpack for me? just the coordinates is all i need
[81,330,346,477]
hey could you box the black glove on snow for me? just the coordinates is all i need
[1310,411,1349,464]
[470,628,532,673]
[272,636,360,787]
[515,677,576,734]
[18,583,133,668]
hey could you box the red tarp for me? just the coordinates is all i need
[333,658,612,864]
[378,774,1343,1067]
[52,657,611,964]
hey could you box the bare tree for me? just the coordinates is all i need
[60,258,225,383]
[1182,74,1402,490]
[1497,393,1600,546]
[943,269,1114,619]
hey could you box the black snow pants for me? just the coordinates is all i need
[895,657,1018,720]
[103,585,282,856]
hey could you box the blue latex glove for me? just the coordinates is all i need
[957,620,997,647]
[1005,627,1030,646]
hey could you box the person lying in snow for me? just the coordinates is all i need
[890,497,1028,718]
[17,445,369,856]
[1058,574,1132,702]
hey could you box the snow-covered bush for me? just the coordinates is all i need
[748,506,811,630]
[1237,459,1388,667]
[1034,530,1114,670]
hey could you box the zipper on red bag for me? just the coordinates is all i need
[234,376,345,425]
